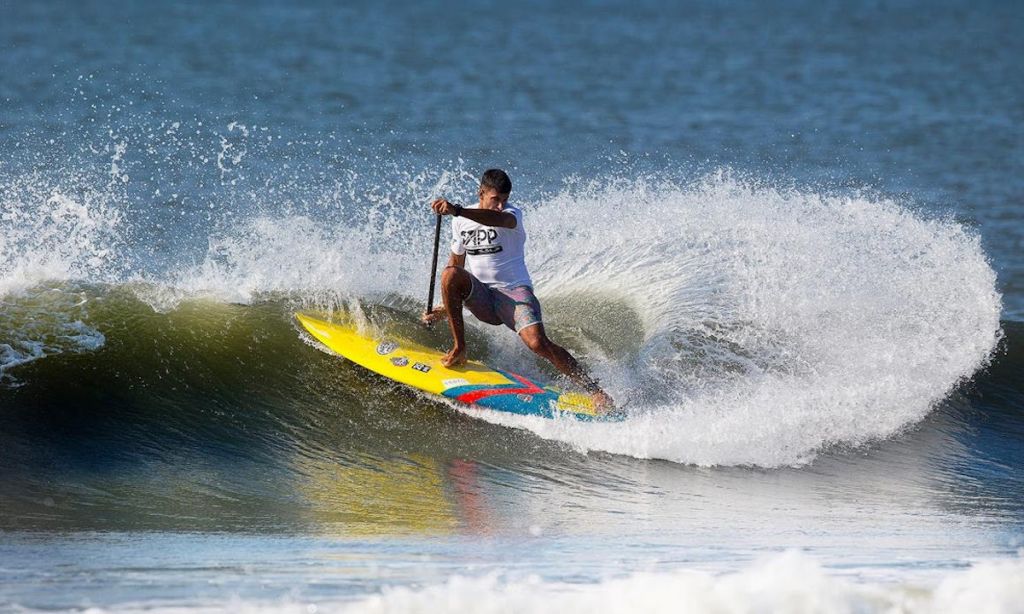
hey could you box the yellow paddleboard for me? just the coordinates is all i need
[296,313,618,421]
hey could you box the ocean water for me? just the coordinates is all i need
[2,0,1022,612]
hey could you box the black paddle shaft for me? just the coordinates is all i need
[425,212,443,315]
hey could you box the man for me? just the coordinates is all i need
[421,169,613,410]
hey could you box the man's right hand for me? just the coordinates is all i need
[431,198,457,216]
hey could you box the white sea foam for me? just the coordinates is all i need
[334,552,1024,614]
[64,551,1024,614]
[475,173,1002,466]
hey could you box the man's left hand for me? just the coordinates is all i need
[421,306,448,326]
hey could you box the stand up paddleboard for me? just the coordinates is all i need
[296,313,621,421]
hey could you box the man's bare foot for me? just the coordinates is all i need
[591,390,615,414]
[441,347,467,368]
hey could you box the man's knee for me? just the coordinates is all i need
[442,266,468,289]
[441,265,459,282]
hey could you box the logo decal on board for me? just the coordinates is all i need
[442,378,469,388]
[376,341,398,355]
[412,362,431,373]
[390,356,409,367]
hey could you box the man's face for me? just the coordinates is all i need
[478,187,509,210]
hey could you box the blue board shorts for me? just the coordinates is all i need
[464,275,543,333]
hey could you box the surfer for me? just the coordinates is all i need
[421,169,614,411]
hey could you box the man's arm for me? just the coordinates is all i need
[458,206,516,229]
[447,252,466,268]
[431,199,516,229]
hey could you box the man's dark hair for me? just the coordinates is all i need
[480,169,512,195]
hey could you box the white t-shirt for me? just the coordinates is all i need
[450,204,532,289]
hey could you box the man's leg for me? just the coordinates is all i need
[518,324,613,408]
[440,266,472,367]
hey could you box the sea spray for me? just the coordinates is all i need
[477,172,1002,466]
[0,166,1002,467]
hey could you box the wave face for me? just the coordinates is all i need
[0,166,1004,469]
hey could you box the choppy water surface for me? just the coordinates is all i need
[1,0,1022,612]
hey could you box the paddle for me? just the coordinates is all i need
[424,212,443,326]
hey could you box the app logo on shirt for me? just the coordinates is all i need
[462,228,503,256]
